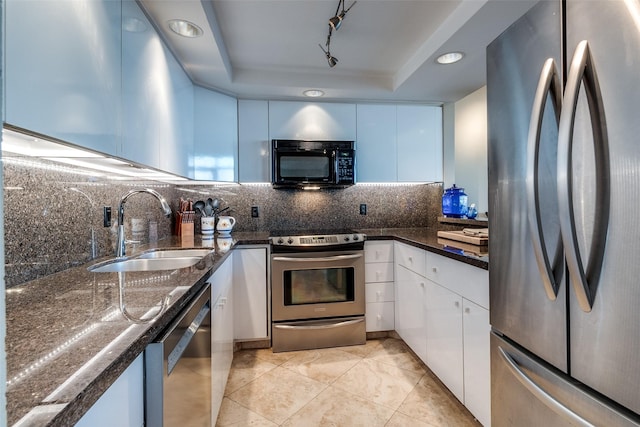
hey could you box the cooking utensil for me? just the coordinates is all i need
[212,198,220,210]
[205,198,214,216]
[193,200,206,216]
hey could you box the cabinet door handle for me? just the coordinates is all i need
[455,301,460,308]
[526,57,564,302]
[464,307,470,314]
[408,256,413,262]
[558,40,610,313]
[377,314,382,321]
[432,267,438,273]
[420,282,425,288]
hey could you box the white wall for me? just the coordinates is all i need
[453,86,488,214]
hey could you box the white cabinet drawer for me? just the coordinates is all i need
[394,241,427,277]
[426,252,489,309]
[366,302,394,332]
[365,241,394,263]
[365,262,394,283]
[366,282,394,303]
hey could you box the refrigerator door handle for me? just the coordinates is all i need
[557,40,610,313]
[526,57,563,300]
[498,347,596,427]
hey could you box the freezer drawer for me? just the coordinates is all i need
[491,333,639,427]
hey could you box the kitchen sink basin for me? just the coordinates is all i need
[137,249,214,259]
[88,256,203,273]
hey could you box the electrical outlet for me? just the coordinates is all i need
[103,206,112,227]
[251,206,260,218]
[359,204,367,215]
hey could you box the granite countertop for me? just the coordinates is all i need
[5,228,481,426]
[6,232,268,427]
[358,228,489,270]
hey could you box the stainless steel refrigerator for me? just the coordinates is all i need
[488,1,640,425]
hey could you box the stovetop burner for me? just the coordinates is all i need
[269,229,366,251]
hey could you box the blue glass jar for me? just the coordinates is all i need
[442,184,468,218]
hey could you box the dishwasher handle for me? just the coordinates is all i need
[166,300,210,374]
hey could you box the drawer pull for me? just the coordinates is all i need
[432,267,438,273]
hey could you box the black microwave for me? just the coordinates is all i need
[271,139,355,188]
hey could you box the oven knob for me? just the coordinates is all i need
[353,235,359,241]
[344,236,350,242]
[287,238,294,244]
[277,238,284,244]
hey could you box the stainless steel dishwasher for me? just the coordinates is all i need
[145,284,211,427]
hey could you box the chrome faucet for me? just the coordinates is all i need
[116,189,172,258]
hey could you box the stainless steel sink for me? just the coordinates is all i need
[88,256,203,273]
[137,249,214,259]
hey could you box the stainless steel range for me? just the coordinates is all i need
[270,230,366,352]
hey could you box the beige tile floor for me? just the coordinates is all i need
[216,338,481,427]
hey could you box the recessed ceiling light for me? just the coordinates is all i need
[303,89,325,97]
[168,19,203,38]
[436,52,465,64]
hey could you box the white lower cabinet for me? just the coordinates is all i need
[233,246,269,340]
[75,354,144,427]
[462,299,491,427]
[365,241,394,332]
[210,254,234,423]
[425,251,490,427]
[425,281,464,402]
[394,264,427,363]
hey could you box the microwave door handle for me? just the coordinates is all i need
[557,40,610,313]
[273,254,363,263]
[526,58,563,301]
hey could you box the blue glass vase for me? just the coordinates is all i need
[442,185,468,218]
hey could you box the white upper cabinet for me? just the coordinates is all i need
[238,100,270,183]
[396,105,443,182]
[6,0,121,155]
[268,101,356,141]
[356,104,397,182]
[355,104,443,182]
[121,0,194,177]
[193,87,238,181]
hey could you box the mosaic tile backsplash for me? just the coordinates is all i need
[4,156,443,287]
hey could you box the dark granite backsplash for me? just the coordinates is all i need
[3,157,175,288]
[4,156,443,287]
[173,183,443,233]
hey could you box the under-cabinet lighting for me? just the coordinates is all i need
[2,127,188,182]
[303,185,322,190]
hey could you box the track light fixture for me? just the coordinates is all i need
[319,43,338,67]
[329,0,357,31]
[319,0,356,68]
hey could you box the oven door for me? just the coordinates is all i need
[271,250,365,321]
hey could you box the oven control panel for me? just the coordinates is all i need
[270,233,366,248]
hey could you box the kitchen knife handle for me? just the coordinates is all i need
[526,57,563,301]
[498,347,596,427]
[558,40,610,313]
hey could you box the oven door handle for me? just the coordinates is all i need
[273,254,363,263]
[273,318,364,330]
